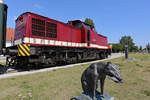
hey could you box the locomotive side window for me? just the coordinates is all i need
[74,23,83,28]
[84,24,96,31]
[46,22,57,38]
[84,24,91,30]
[72,22,83,29]
[32,18,45,37]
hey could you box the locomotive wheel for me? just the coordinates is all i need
[96,53,100,60]
[105,53,108,58]
[15,57,30,69]
[99,52,105,59]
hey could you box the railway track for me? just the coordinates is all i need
[0,53,124,79]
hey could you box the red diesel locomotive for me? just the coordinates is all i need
[6,12,110,67]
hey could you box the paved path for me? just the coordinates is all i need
[0,53,124,79]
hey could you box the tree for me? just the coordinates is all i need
[119,36,136,52]
[139,45,142,51]
[84,18,95,27]
[112,43,123,53]
[139,45,143,52]
[132,45,139,52]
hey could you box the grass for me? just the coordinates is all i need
[0,53,150,100]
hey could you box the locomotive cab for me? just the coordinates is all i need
[68,20,84,29]
[14,14,28,45]
[82,23,94,47]
[68,20,94,46]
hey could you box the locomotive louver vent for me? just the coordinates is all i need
[32,18,45,37]
[46,22,57,38]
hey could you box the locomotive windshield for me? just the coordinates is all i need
[70,20,83,29]
[73,23,83,28]
[84,24,91,30]
[84,24,96,31]
[74,23,83,28]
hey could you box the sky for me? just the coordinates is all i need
[4,0,150,48]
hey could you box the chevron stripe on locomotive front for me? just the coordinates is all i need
[17,44,30,56]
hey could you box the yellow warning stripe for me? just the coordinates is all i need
[18,47,26,56]
[17,44,30,56]
[24,44,30,51]
[19,44,30,56]
[17,45,22,56]
[18,50,21,56]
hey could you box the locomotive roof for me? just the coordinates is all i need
[16,12,84,26]
[16,12,107,38]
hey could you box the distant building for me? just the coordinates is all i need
[6,28,14,47]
